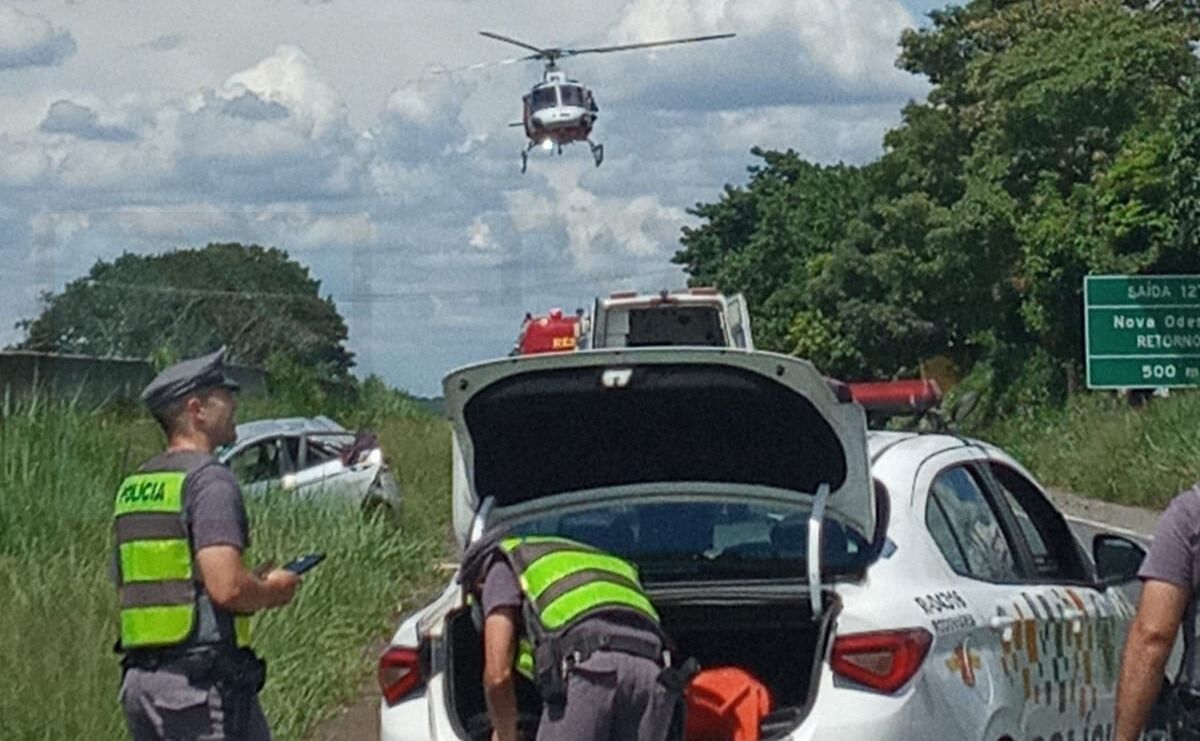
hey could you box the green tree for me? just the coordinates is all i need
[676,0,1200,405]
[1168,78,1200,262]
[673,148,873,355]
[17,243,354,378]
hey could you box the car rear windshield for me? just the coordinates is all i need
[626,306,725,347]
[508,499,869,583]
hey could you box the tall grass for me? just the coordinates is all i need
[977,390,1200,509]
[0,397,451,740]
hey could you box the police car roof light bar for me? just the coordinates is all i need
[847,380,941,416]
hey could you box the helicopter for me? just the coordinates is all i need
[477,30,735,173]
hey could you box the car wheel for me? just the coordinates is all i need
[362,478,402,525]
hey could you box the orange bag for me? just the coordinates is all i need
[684,667,773,741]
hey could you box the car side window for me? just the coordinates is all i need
[282,436,301,472]
[926,496,970,574]
[304,436,343,467]
[986,463,1090,582]
[229,439,283,484]
[926,466,1021,582]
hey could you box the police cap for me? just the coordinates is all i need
[140,347,240,413]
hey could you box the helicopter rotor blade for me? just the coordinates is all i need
[479,31,551,56]
[429,55,526,76]
[564,32,735,57]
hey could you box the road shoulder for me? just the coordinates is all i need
[1048,487,1161,538]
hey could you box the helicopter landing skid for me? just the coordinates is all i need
[521,141,536,174]
[589,140,604,168]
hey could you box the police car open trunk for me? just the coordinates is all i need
[443,590,839,740]
[441,349,881,739]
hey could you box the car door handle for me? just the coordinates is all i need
[1062,608,1084,633]
[989,615,1016,642]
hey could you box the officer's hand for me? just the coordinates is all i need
[263,568,301,607]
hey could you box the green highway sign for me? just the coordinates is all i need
[1085,275,1200,388]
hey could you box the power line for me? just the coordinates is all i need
[79,266,687,304]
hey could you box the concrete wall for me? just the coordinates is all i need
[0,351,265,407]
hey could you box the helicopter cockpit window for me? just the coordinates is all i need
[531,87,558,111]
[559,85,585,107]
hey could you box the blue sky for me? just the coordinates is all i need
[0,0,944,396]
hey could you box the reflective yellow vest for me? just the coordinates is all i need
[496,536,660,679]
[113,470,250,649]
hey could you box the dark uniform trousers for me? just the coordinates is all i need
[121,667,270,741]
[538,650,676,741]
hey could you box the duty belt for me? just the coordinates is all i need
[559,633,699,692]
[560,633,668,668]
[121,646,220,676]
[121,645,266,692]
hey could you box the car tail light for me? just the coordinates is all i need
[830,628,932,693]
[379,646,423,705]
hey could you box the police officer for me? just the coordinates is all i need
[114,348,300,740]
[1115,486,1200,740]
[463,533,689,741]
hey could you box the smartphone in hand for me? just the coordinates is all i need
[282,553,326,575]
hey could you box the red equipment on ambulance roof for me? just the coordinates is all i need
[847,379,942,416]
[515,308,581,355]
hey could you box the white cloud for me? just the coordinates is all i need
[0,5,76,70]
[598,0,925,108]
[30,210,89,256]
[0,134,50,186]
[504,164,686,271]
[19,202,378,267]
[107,204,235,242]
[224,45,349,140]
[468,216,495,250]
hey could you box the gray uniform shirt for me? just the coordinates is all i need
[1138,486,1200,684]
[140,450,249,555]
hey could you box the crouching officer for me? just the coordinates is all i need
[462,534,695,741]
[114,348,299,740]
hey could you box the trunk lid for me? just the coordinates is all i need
[445,349,874,571]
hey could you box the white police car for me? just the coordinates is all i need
[377,348,1144,741]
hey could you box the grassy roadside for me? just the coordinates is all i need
[0,398,451,740]
[977,390,1200,509]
